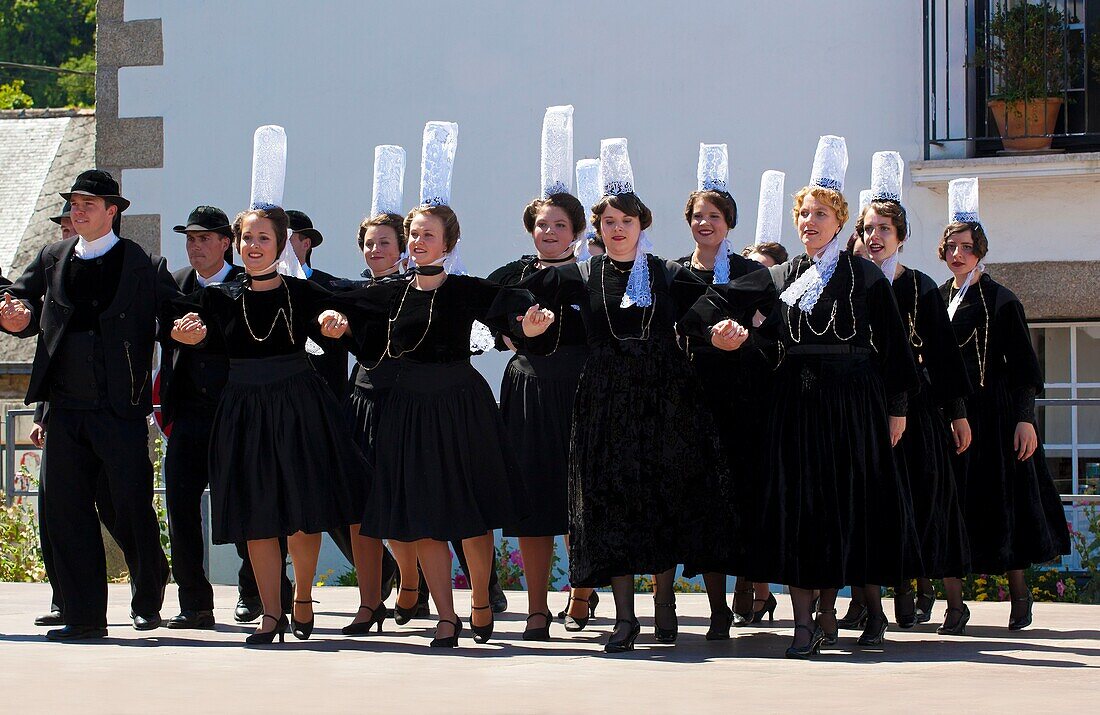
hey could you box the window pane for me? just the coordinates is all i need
[1076,325,1100,383]
[1032,326,1071,384]
[1047,457,1074,495]
[1078,390,1100,450]
[1081,452,1100,496]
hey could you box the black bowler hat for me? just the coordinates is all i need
[173,205,234,237]
[49,201,72,225]
[286,209,324,247]
[60,169,131,212]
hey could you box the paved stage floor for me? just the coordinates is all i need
[0,583,1097,712]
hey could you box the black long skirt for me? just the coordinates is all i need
[960,378,1070,573]
[900,379,971,579]
[568,338,732,587]
[342,358,400,465]
[745,353,924,589]
[683,350,768,577]
[209,353,368,544]
[360,359,529,542]
[500,346,587,537]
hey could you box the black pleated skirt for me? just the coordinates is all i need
[209,353,368,544]
[342,359,400,465]
[360,359,528,542]
[899,379,971,578]
[745,353,924,589]
[500,346,587,537]
[959,379,1070,573]
[683,350,769,577]
[568,338,732,587]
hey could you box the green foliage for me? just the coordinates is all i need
[1,479,46,582]
[0,0,96,108]
[56,51,95,107]
[633,574,706,593]
[974,1,1077,102]
[0,78,34,109]
[1070,504,1100,603]
[151,437,172,570]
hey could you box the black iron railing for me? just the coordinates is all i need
[925,0,1100,158]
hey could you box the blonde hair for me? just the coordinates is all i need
[792,186,849,229]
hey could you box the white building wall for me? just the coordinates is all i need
[114,0,1099,581]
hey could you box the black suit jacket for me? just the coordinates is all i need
[158,264,245,424]
[306,267,351,398]
[1,237,181,419]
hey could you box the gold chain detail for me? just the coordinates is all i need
[241,280,294,344]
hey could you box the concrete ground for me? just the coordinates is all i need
[0,583,1097,713]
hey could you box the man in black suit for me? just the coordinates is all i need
[0,170,174,640]
[30,201,141,627]
[286,209,397,599]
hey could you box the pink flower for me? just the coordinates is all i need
[509,550,524,567]
[1057,581,1066,596]
[453,573,469,589]
[997,587,1007,601]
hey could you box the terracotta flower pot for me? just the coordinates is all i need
[987,98,1063,152]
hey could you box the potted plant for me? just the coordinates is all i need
[976,1,1072,152]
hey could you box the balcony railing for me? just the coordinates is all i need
[924,0,1100,158]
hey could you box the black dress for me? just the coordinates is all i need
[336,274,535,542]
[676,253,774,576]
[488,256,588,538]
[339,273,404,466]
[519,254,774,587]
[746,252,924,589]
[173,276,368,544]
[939,273,1070,572]
[890,267,973,579]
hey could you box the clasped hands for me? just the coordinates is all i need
[171,310,351,345]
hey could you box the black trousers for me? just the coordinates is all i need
[43,408,169,627]
[39,456,138,615]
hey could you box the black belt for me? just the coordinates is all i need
[786,344,872,356]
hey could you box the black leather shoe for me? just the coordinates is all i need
[46,625,107,641]
[133,613,162,631]
[234,597,263,623]
[1008,594,1034,631]
[35,610,65,627]
[857,612,889,646]
[166,610,215,630]
[489,582,508,614]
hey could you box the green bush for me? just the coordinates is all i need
[0,489,46,582]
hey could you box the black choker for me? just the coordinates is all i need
[244,270,279,284]
[415,265,445,276]
[539,254,576,265]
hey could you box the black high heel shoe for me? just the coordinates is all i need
[470,604,494,644]
[342,602,386,636]
[522,611,553,641]
[915,589,937,625]
[837,602,869,630]
[937,604,971,635]
[706,606,734,641]
[816,608,839,646]
[857,612,889,646]
[749,593,777,624]
[394,586,424,626]
[1008,593,1033,631]
[429,617,463,648]
[653,600,678,643]
[245,613,288,645]
[894,589,917,629]
[731,588,754,627]
[604,618,641,654]
[291,599,316,641]
[784,624,824,659]
[563,592,599,632]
